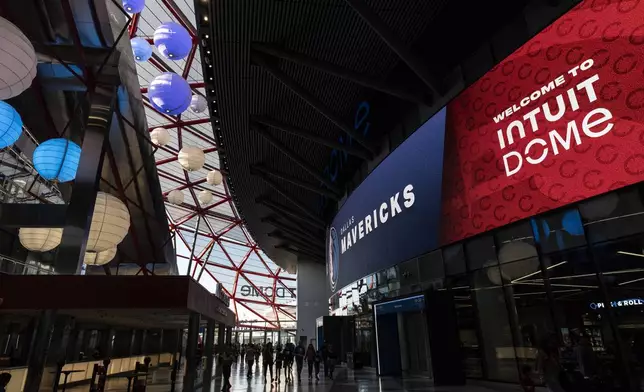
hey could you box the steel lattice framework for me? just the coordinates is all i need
[128,0,296,330]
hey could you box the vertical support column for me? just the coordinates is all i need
[171,329,184,392]
[225,327,232,345]
[217,324,225,347]
[183,312,200,392]
[263,330,267,344]
[202,320,216,392]
[249,329,253,344]
[54,86,117,274]
[296,260,329,343]
[24,310,56,392]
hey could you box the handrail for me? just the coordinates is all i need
[0,254,55,275]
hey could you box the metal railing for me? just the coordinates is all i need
[0,254,55,275]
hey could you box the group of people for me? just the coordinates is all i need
[215,340,338,390]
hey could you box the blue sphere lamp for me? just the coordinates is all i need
[122,0,145,13]
[33,138,82,183]
[131,37,152,62]
[153,22,192,60]
[0,101,23,149]
[148,72,191,115]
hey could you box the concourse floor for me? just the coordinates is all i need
[67,361,529,391]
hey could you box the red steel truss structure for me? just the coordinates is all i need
[129,0,295,330]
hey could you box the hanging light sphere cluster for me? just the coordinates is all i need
[148,72,192,115]
[0,17,37,100]
[190,95,207,114]
[131,37,152,62]
[178,146,205,171]
[0,101,23,149]
[122,0,146,13]
[198,190,213,205]
[206,170,223,186]
[150,127,170,146]
[33,138,82,183]
[18,228,63,252]
[84,247,117,266]
[154,22,192,60]
[168,189,184,205]
[86,192,131,252]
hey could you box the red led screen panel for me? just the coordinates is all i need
[440,0,644,245]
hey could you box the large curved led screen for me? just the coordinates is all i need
[440,0,644,244]
[328,0,644,292]
[327,109,446,293]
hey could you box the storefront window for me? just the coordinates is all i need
[444,243,466,276]
[447,274,483,378]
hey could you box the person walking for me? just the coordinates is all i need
[294,341,305,383]
[219,346,234,391]
[275,347,284,383]
[306,343,316,381]
[240,343,245,363]
[326,344,338,380]
[321,341,329,378]
[314,348,322,381]
[245,344,256,378]
[283,341,294,383]
[262,342,275,383]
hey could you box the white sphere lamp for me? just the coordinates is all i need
[198,190,213,205]
[150,127,170,146]
[19,228,63,252]
[190,95,208,114]
[86,192,131,252]
[168,189,184,205]
[206,170,223,186]
[178,146,205,171]
[84,247,117,266]
[0,17,37,100]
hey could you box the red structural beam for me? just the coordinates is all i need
[148,118,211,131]
[141,82,205,93]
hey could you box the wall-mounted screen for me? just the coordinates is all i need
[440,0,644,244]
[327,110,446,292]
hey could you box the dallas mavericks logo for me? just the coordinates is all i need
[328,227,340,291]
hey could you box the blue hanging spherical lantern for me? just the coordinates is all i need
[131,37,152,62]
[33,138,81,183]
[0,101,23,149]
[122,0,145,13]
[153,22,192,60]
[148,73,191,115]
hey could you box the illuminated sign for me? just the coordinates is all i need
[239,285,296,298]
[590,299,644,310]
[441,0,644,244]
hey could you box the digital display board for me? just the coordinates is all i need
[328,0,644,292]
[327,109,446,292]
[440,0,644,244]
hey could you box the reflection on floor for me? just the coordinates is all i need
[66,361,529,391]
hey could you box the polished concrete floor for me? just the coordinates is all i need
[66,361,530,391]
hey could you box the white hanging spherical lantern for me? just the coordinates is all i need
[19,228,63,252]
[190,95,208,114]
[84,247,117,266]
[168,189,184,205]
[178,146,205,171]
[198,190,213,205]
[0,17,37,100]
[150,127,170,146]
[86,192,131,252]
[206,170,222,186]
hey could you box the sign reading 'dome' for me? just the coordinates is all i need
[327,109,446,292]
[440,0,644,244]
[240,285,296,299]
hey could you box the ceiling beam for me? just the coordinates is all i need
[262,217,324,247]
[269,232,324,257]
[0,204,67,228]
[251,125,343,195]
[252,116,371,160]
[252,43,430,105]
[344,0,441,96]
[254,173,323,224]
[251,52,376,157]
[275,244,324,263]
[250,164,340,201]
[257,197,326,232]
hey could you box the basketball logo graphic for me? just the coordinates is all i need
[328,227,340,291]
